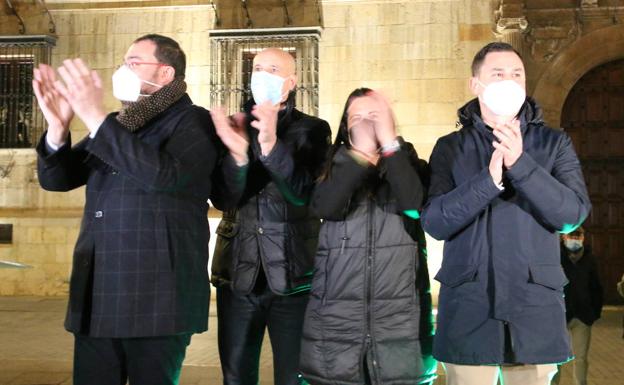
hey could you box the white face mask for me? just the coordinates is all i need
[478,79,526,117]
[250,71,287,105]
[112,65,162,102]
[564,239,583,252]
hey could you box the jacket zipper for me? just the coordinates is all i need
[253,194,266,291]
[364,199,378,384]
[340,198,352,255]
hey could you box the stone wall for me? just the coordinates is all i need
[0,2,217,295]
[12,0,615,297]
[319,0,497,158]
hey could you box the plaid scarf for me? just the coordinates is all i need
[115,78,187,132]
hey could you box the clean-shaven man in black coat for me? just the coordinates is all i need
[209,48,331,385]
[422,42,591,385]
[33,34,218,385]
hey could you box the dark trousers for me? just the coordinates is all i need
[73,333,192,385]
[217,285,309,385]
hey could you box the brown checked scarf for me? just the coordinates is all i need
[115,77,187,132]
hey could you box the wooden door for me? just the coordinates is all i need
[561,59,624,304]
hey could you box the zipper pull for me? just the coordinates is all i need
[340,236,349,254]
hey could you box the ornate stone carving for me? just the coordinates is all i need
[494,16,529,58]
[495,17,529,35]
[581,0,599,8]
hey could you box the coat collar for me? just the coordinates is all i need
[456,97,545,138]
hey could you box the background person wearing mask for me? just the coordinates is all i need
[552,226,603,385]
[298,88,437,385]
[209,48,331,385]
[421,42,591,385]
[32,34,217,385]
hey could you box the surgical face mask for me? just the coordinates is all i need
[564,239,583,252]
[250,71,287,105]
[478,79,526,117]
[112,65,162,102]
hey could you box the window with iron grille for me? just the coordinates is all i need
[209,28,320,116]
[0,35,55,149]
[0,224,12,244]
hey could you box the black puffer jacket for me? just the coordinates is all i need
[211,99,331,295]
[300,142,437,385]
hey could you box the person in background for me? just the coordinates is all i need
[618,273,624,338]
[552,226,603,385]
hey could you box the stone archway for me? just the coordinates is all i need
[532,24,624,127]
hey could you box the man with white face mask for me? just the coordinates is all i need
[552,227,603,385]
[209,48,331,385]
[421,42,592,385]
[32,34,218,385]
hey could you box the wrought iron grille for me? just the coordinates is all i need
[0,35,55,149]
[209,28,320,116]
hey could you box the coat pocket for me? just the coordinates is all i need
[311,249,329,305]
[211,220,241,281]
[528,264,568,290]
[155,213,174,272]
[434,264,478,288]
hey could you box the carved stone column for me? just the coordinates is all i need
[495,16,529,58]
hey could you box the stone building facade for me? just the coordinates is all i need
[0,0,622,302]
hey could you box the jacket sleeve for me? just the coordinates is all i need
[36,132,91,192]
[311,147,374,221]
[421,138,503,240]
[209,153,249,211]
[260,118,332,206]
[588,254,604,319]
[382,141,425,214]
[85,109,217,199]
[505,133,591,233]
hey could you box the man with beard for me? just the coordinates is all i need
[33,34,217,385]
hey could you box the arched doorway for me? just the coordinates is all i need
[561,59,624,304]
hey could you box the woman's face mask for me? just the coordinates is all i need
[112,65,162,102]
[477,79,526,117]
[250,71,287,105]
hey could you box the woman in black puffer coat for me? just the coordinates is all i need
[299,88,437,385]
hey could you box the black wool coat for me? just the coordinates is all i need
[37,94,218,338]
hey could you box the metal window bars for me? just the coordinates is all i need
[209,28,320,116]
[0,35,55,149]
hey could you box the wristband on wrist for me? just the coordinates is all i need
[380,138,400,157]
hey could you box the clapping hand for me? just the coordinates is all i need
[210,108,249,166]
[54,59,107,134]
[492,119,522,168]
[32,64,73,146]
[250,101,279,156]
